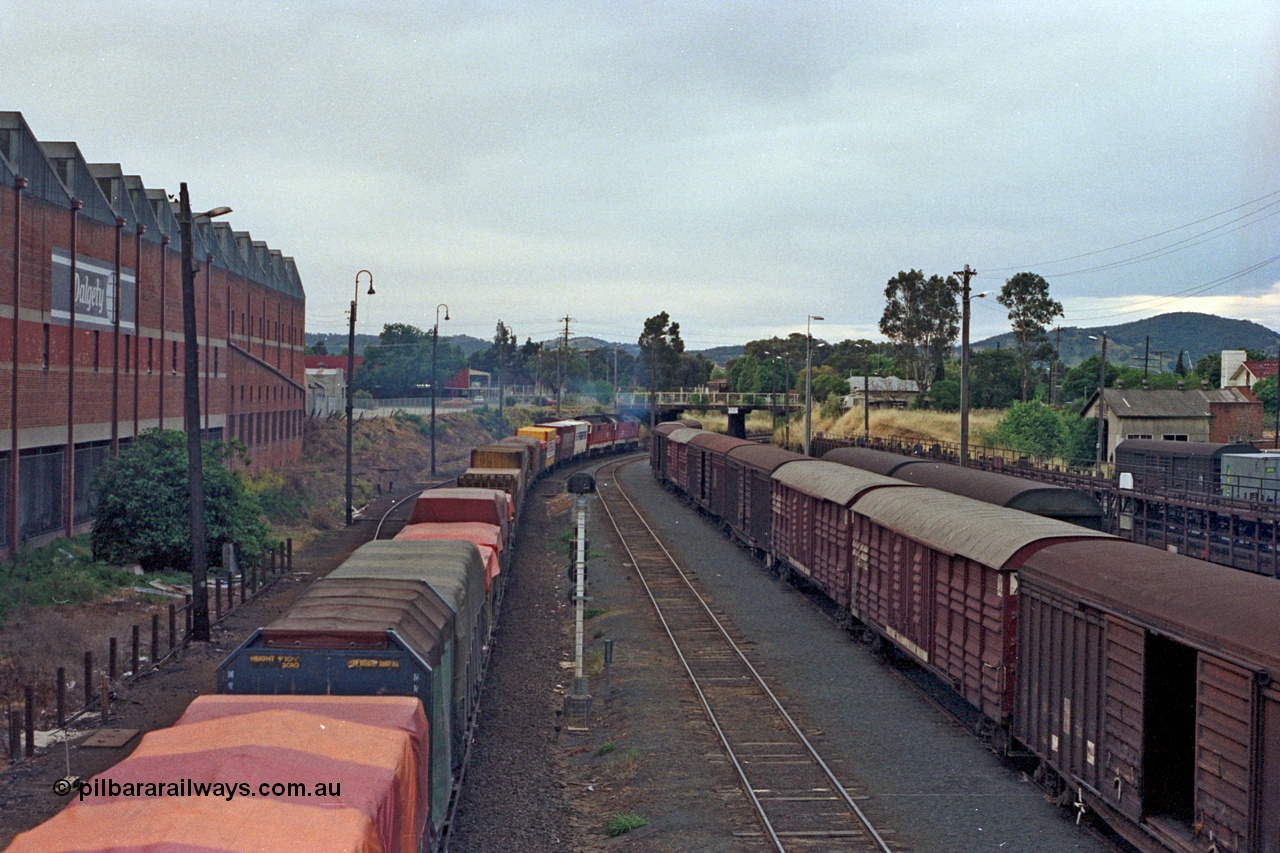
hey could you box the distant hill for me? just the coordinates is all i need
[693,345,745,366]
[307,331,487,356]
[972,312,1278,370]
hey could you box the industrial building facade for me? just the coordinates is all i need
[0,112,306,555]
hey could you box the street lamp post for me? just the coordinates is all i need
[955,264,984,467]
[346,270,374,526]
[431,303,450,477]
[804,315,824,456]
[178,183,231,643]
[1090,332,1108,476]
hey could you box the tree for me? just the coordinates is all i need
[879,270,959,391]
[1061,354,1122,405]
[987,400,1063,458]
[1255,376,1277,420]
[996,272,1063,402]
[636,312,686,392]
[311,338,328,356]
[969,349,1023,409]
[1195,352,1221,388]
[91,430,273,572]
[355,323,464,398]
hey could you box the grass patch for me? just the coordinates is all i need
[585,647,606,676]
[604,813,650,837]
[0,535,137,623]
[583,605,606,620]
[593,741,616,757]
[603,747,641,781]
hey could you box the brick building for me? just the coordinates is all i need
[0,112,306,554]
[1081,384,1263,463]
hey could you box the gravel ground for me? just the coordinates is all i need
[604,459,1120,852]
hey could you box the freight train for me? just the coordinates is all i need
[652,424,1280,853]
[6,413,642,853]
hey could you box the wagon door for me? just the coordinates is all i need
[1259,683,1280,853]
[1103,616,1144,822]
[1193,656,1253,850]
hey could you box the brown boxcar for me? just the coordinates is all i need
[406,487,512,544]
[1016,539,1280,853]
[850,489,1110,726]
[650,421,687,482]
[666,427,703,498]
[723,444,808,554]
[826,448,1106,529]
[687,433,755,517]
[822,446,918,476]
[769,461,908,607]
[1115,438,1257,495]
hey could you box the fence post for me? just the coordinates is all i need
[83,651,93,708]
[7,708,18,762]
[287,538,293,571]
[108,637,117,682]
[56,667,65,728]
[24,685,34,758]
[183,594,191,641]
[151,613,160,668]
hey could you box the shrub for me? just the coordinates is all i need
[985,401,1062,458]
[91,430,275,572]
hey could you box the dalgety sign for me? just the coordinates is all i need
[50,248,136,331]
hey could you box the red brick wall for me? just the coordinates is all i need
[1,180,306,546]
[1209,401,1264,443]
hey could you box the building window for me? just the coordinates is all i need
[1126,434,1153,440]
[171,340,178,373]
[147,338,153,374]
[42,324,49,370]
[213,347,218,376]
[93,330,100,372]
[1162,434,1189,441]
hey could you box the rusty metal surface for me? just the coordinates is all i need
[1019,538,1280,672]
[822,446,920,476]
[688,432,754,454]
[667,427,703,445]
[726,443,807,474]
[772,460,907,506]
[852,488,1113,569]
[891,462,1104,521]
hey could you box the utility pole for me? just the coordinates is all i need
[1052,326,1061,406]
[557,315,571,416]
[955,264,978,467]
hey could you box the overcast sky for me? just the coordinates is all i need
[3,2,1278,350]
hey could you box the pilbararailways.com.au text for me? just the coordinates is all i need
[70,778,341,801]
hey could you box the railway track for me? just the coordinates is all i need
[594,456,897,853]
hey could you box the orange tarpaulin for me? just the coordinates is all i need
[407,487,513,525]
[394,522,503,589]
[6,797,383,853]
[6,699,429,853]
[176,694,430,843]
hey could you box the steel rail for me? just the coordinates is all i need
[593,456,893,853]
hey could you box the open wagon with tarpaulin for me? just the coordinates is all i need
[6,695,432,853]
